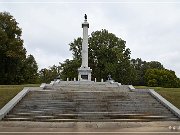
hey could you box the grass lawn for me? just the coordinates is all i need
[135,86,180,109]
[0,84,40,109]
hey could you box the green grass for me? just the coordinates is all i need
[0,84,40,109]
[135,86,180,109]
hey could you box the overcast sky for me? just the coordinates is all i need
[1,0,180,77]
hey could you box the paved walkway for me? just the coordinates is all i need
[0,121,180,135]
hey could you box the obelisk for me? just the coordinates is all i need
[78,14,92,81]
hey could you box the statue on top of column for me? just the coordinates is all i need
[84,14,87,20]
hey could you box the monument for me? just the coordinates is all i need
[0,14,180,124]
[78,14,92,81]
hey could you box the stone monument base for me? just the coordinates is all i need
[78,67,92,81]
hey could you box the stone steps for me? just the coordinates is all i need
[5,112,175,118]
[5,111,179,121]
[5,117,179,122]
[3,86,178,122]
[47,83,130,91]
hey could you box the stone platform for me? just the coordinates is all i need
[1,81,180,122]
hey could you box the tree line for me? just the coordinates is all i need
[0,12,38,84]
[1,12,180,87]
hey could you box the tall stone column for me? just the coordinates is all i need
[81,18,89,68]
[78,14,92,81]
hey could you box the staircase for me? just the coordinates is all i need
[3,85,179,122]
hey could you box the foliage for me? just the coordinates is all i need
[89,30,134,83]
[145,69,180,88]
[130,58,165,86]
[39,65,61,83]
[1,12,179,88]
[61,29,180,87]
[62,29,135,84]
[69,37,82,60]
[0,12,38,84]
[22,55,39,83]
[131,58,180,87]
[60,59,81,81]
[0,12,26,84]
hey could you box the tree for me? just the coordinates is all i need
[0,12,38,84]
[148,61,164,69]
[130,58,164,86]
[60,59,81,81]
[0,12,26,84]
[62,29,135,84]
[39,65,61,83]
[22,55,39,83]
[69,37,82,60]
[145,69,179,88]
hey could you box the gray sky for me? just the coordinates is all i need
[1,0,180,77]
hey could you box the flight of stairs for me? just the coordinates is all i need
[3,85,179,122]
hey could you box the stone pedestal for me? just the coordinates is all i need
[78,67,92,81]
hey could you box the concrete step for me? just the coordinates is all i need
[4,115,179,122]
[3,87,178,122]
